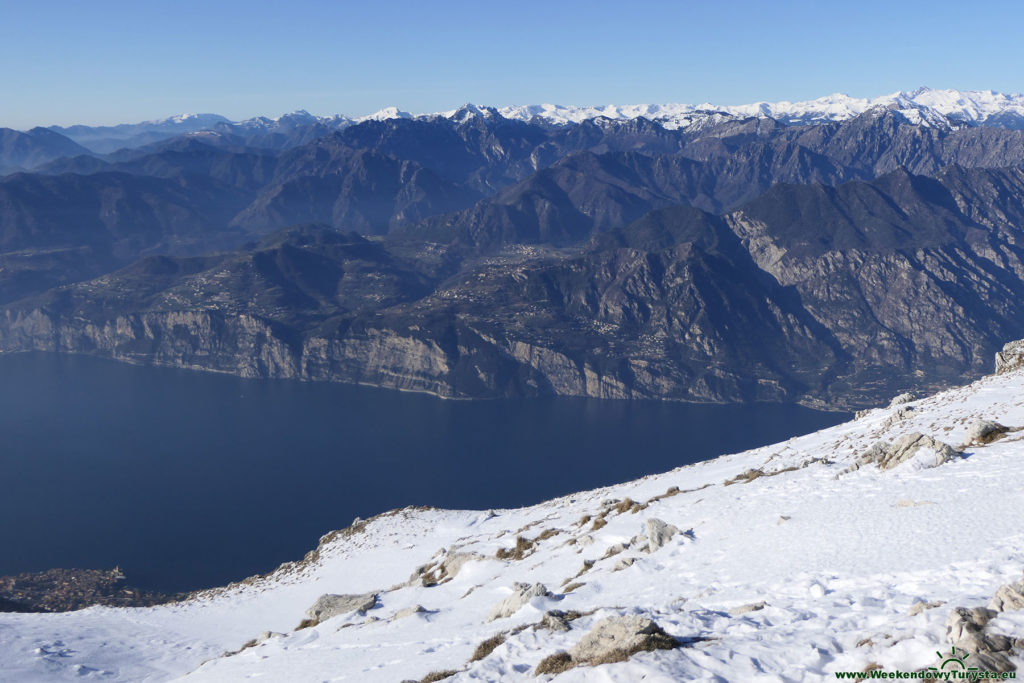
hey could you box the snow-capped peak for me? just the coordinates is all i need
[479,88,1024,130]
[356,107,414,123]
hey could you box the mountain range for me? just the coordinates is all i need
[3,89,1024,407]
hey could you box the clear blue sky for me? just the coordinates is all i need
[2,0,1021,129]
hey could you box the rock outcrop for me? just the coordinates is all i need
[303,592,377,626]
[945,607,1017,673]
[853,433,961,472]
[963,420,1010,446]
[486,583,550,622]
[534,615,678,674]
[995,340,1024,375]
[645,518,680,553]
[989,574,1024,613]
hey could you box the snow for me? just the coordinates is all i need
[3,365,1024,681]
[142,88,1024,137]
[486,88,1024,129]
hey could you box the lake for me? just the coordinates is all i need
[0,352,849,592]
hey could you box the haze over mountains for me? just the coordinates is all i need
[3,87,1024,407]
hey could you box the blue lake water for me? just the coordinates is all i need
[0,352,849,592]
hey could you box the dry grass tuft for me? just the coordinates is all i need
[470,633,507,662]
[420,669,460,682]
[496,535,534,561]
[534,651,574,675]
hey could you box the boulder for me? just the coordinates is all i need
[995,339,1024,375]
[486,582,549,621]
[393,605,426,620]
[304,592,377,626]
[646,518,680,552]
[989,577,1024,613]
[946,607,1017,673]
[538,611,571,632]
[963,420,1010,446]
[889,392,917,407]
[857,433,961,471]
[568,615,677,665]
[729,601,766,616]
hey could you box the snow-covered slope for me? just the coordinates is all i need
[3,357,1024,681]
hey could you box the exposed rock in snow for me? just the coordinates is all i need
[409,551,484,586]
[989,575,1024,613]
[854,432,961,471]
[907,600,944,616]
[645,518,680,552]
[392,605,426,620]
[889,392,917,407]
[729,601,766,616]
[945,607,1018,673]
[486,583,551,621]
[302,592,377,626]
[995,340,1024,375]
[963,420,1011,446]
[568,615,677,665]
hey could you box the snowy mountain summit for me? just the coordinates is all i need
[3,342,1024,681]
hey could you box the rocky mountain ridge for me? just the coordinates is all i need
[3,105,1024,407]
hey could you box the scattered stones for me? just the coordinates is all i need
[852,433,961,472]
[963,420,1011,446]
[729,602,766,616]
[486,583,550,621]
[303,592,377,627]
[995,339,1024,375]
[646,518,680,552]
[880,406,915,430]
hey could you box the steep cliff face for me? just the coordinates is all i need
[0,219,844,405]
[726,169,1024,398]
